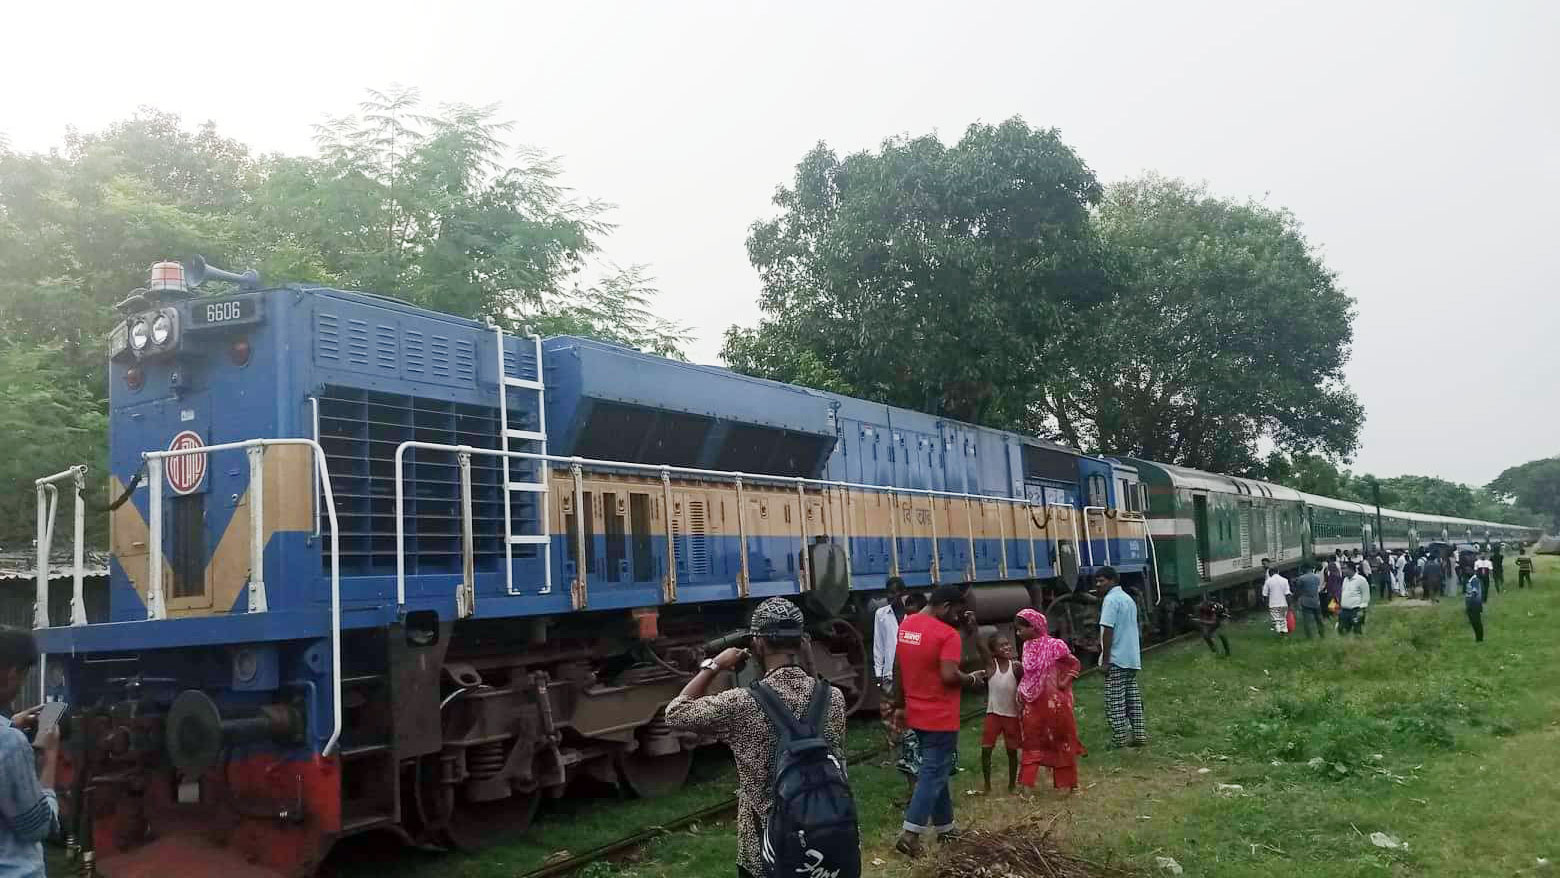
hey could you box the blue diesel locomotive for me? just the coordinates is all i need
[31,260,1153,876]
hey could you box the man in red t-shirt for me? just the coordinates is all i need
[892,584,980,858]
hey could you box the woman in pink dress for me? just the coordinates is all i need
[1013,608,1086,790]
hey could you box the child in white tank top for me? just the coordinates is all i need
[978,633,1022,793]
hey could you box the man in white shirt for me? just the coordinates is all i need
[873,578,911,691]
[1474,554,1494,600]
[1261,567,1293,635]
[1391,550,1407,596]
[1339,562,1371,635]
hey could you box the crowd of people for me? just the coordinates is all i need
[1249,543,1531,643]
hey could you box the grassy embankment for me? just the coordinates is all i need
[405,556,1560,878]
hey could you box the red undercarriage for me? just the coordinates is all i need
[81,754,342,878]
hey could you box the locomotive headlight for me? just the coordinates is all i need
[151,312,173,346]
[128,319,150,351]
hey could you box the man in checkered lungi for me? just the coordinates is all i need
[1095,567,1146,748]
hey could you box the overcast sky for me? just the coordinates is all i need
[2,0,1554,485]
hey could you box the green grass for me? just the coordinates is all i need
[519,557,1560,878]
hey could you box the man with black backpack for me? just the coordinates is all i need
[666,598,857,878]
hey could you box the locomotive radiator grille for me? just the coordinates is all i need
[317,385,543,575]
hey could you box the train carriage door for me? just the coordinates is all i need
[1192,494,1212,581]
[1267,506,1280,561]
[1238,501,1252,569]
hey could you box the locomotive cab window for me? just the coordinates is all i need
[1087,474,1108,508]
[1117,478,1142,512]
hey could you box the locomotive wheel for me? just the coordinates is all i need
[1043,594,1096,649]
[440,791,542,851]
[616,749,693,798]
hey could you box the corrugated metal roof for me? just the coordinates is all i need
[0,551,111,583]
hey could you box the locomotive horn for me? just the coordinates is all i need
[185,255,261,290]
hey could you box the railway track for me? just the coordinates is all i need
[518,621,1219,878]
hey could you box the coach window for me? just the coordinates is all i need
[1087,474,1108,508]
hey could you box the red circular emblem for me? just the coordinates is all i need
[167,430,207,495]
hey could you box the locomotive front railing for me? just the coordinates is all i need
[33,466,89,631]
[33,465,89,705]
[144,438,345,757]
[1117,511,1160,605]
[391,440,1082,613]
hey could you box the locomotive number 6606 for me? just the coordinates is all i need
[192,297,256,325]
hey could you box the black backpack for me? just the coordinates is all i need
[749,678,861,878]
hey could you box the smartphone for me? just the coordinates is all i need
[32,702,66,746]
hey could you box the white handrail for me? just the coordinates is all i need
[34,466,88,631]
[532,333,551,597]
[144,439,343,757]
[246,446,268,613]
[1082,506,1108,566]
[36,484,58,630]
[494,327,514,596]
[1117,511,1161,606]
[391,440,1055,609]
[34,466,86,707]
[1045,501,1079,578]
[309,397,322,541]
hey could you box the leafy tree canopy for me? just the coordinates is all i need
[725,118,1108,425]
[0,88,685,546]
[1070,176,1361,473]
[724,126,1358,475]
[1487,458,1560,529]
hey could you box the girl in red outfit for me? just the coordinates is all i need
[1013,608,1086,791]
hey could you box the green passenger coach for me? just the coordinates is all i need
[1120,457,1540,631]
[1118,458,1309,619]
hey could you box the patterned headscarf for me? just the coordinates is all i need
[1015,608,1073,704]
[749,597,805,638]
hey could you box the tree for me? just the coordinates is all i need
[527,265,689,359]
[255,87,609,330]
[1062,176,1361,473]
[724,132,1360,473]
[0,342,108,547]
[724,118,1108,425]
[1488,458,1560,529]
[0,110,253,386]
[0,90,685,546]
[1265,451,1354,498]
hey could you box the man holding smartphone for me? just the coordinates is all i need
[0,627,61,877]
